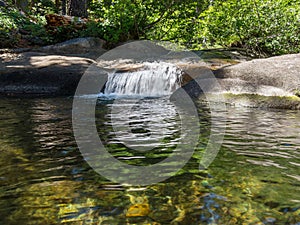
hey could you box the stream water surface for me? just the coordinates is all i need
[0,96,299,225]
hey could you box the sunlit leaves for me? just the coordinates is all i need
[88,0,211,45]
[199,0,300,55]
[1,0,299,54]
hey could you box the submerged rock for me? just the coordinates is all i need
[199,93,300,110]
[126,204,150,217]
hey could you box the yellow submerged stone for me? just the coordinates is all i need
[126,203,150,217]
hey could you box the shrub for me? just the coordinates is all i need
[196,0,300,56]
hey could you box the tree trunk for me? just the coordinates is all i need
[54,0,60,13]
[67,0,88,18]
[61,0,66,15]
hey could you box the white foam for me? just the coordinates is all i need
[103,62,182,97]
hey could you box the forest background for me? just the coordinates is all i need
[0,0,299,56]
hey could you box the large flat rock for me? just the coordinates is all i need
[0,37,108,96]
[214,53,300,95]
[177,53,300,109]
[0,52,96,96]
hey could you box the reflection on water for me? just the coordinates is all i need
[0,97,299,224]
[95,97,184,168]
[107,98,180,152]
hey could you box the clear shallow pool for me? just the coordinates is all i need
[0,97,299,224]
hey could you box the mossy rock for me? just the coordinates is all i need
[202,93,300,110]
[223,93,300,110]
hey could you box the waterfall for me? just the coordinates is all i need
[104,62,182,97]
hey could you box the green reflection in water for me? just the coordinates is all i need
[0,97,299,224]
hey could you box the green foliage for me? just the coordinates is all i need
[88,0,211,45]
[0,7,26,31]
[197,0,300,55]
[0,0,299,55]
[87,0,299,55]
[30,0,57,15]
[88,0,149,43]
[0,7,28,47]
[0,2,55,47]
[80,20,103,38]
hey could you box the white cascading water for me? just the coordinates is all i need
[104,62,182,97]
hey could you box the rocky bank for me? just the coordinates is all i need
[1,38,300,109]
